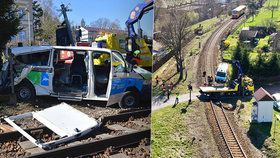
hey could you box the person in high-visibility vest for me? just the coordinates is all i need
[93,53,110,65]
[131,50,141,65]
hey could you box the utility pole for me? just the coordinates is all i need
[25,9,31,46]
[59,4,75,46]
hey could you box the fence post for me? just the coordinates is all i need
[8,48,17,105]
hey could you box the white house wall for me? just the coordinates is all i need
[81,27,89,42]
[257,101,273,122]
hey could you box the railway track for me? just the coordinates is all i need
[197,18,236,86]
[0,109,151,158]
[208,101,247,158]
[196,15,245,87]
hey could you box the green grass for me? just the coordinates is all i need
[191,16,224,31]
[245,0,280,29]
[255,36,270,51]
[223,35,239,61]
[223,0,280,66]
[151,102,193,158]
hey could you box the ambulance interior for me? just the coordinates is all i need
[53,49,88,95]
[53,49,111,97]
[93,51,111,96]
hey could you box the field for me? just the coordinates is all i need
[151,102,193,158]
[151,101,221,158]
[223,0,280,62]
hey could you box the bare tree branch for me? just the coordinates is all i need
[160,9,198,80]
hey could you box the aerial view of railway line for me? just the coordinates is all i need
[152,0,280,157]
[0,0,153,157]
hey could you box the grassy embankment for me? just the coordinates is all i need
[151,102,193,158]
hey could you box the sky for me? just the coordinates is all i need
[52,0,154,36]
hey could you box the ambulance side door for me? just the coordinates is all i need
[106,51,128,106]
[25,49,54,95]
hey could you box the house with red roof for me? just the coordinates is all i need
[251,87,274,123]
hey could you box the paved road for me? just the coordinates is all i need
[262,82,280,95]
[152,90,200,111]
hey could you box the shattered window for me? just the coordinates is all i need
[112,51,126,72]
[119,39,126,49]
[16,51,50,66]
[93,51,110,66]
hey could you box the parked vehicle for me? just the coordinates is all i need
[272,93,280,111]
[232,5,246,19]
[9,46,151,108]
[94,32,127,54]
[215,62,228,83]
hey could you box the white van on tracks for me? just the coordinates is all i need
[9,46,151,108]
[215,62,229,83]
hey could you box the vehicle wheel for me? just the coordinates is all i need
[15,81,35,102]
[119,91,139,108]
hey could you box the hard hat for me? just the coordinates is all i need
[133,50,141,56]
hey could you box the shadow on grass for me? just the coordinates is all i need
[247,122,272,149]
[181,108,187,114]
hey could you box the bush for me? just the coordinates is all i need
[224,40,231,49]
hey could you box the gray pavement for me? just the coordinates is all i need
[152,91,200,111]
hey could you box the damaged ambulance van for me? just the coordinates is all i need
[9,46,151,108]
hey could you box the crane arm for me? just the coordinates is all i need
[125,0,154,37]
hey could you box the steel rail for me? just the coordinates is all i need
[210,101,247,158]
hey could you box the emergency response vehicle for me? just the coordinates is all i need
[215,62,229,83]
[10,46,151,108]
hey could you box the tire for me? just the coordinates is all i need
[15,80,35,102]
[119,91,139,108]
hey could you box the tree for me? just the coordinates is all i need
[33,1,43,41]
[266,5,278,18]
[240,44,250,73]
[91,18,111,29]
[81,18,85,27]
[234,42,242,61]
[255,53,265,75]
[161,10,198,80]
[262,18,278,28]
[0,0,21,66]
[39,0,59,45]
[247,0,258,21]
[268,53,279,76]
[110,19,121,30]
[90,18,121,30]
